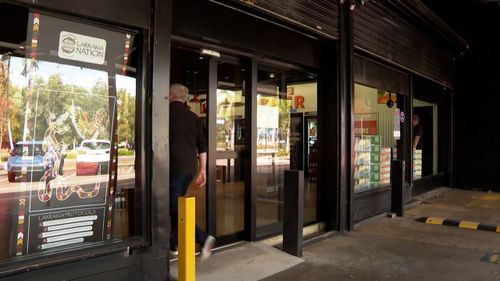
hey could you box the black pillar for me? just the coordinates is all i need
[339,0,355,231]
[283,170,304,257]
[391,160,405,216]
[149,0,173,278]
[244,58,257,241]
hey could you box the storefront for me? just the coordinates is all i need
[0,0,465,279]
[348,0,464,224]
[0,0,342,279]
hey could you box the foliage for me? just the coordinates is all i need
[65,150,78,159]
[0,56,136,152]
[118,148,135,156]
[117,88,136,146]
[278,97,290,152]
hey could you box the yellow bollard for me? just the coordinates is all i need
[178,197,195,281]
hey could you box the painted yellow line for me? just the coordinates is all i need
[497,226,500,233]
[490,255,499,263]
[479,194,500,201]
[458,221,479,230]
[426,217,444,225]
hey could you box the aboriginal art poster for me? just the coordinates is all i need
[8,12,129,255]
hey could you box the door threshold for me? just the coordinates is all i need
[169,240,247,263]
[260,222,326,247]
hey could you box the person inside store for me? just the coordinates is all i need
[169,83,215,259]
[412,114,423,150]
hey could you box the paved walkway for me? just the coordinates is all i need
[263,188,500,281]
[169,242,302,281]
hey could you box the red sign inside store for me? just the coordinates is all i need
[354,120,377,136]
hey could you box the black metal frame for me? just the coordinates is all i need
[245,58,258,241]
[207,57,218,237]
[0,0,172,279]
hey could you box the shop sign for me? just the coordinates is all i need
[355,120,377,136]
[394,108,401,139]
[58,31,107,65]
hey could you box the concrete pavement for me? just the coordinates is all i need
[263,188,500,281]
[169,242,303,281]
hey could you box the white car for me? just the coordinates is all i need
[76,140,111,176]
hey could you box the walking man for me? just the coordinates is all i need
[169,83,215,259]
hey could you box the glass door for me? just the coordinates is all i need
[207,55,249,243]
[171,45,249,245]
[172,45,322,243]
[170,45,210,236]
[255,64,319,237]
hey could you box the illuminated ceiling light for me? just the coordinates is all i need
[269,73,275,78]
[201,48,221,58]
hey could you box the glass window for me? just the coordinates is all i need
[353,84,399,193]
[0,4,140,262]
[256,66,319,232]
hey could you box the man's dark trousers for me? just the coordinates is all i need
[170,174,207,251]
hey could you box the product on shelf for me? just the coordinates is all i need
[412,149,423,180]
[308,142,318,184]
[354,135,397,191]
[354,137,371,192]
[369,135,382,146]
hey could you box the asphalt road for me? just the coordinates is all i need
[0,157,135,196]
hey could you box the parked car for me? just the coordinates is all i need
[6,141,65,182]
[76,140,111,176]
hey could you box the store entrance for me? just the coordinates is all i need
[170,43,323,244]
[170,45,250,244]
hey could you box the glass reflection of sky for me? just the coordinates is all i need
[8,57,136,96]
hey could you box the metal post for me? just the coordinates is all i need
[391,160,405,217]
[283,170,304,257]
[178,197,196,281]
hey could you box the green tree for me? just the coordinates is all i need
[0,56,9,148]
[128,96,136,146]
[117,89,131,144]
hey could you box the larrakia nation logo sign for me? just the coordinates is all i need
[58,31,106,65]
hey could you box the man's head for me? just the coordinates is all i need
[170,83,189,103]
[412,114,419,126]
